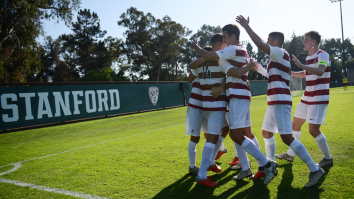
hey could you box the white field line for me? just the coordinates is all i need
[0,123,185,169]
[0,123,185,198]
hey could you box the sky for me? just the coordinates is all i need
[40,0,354,49]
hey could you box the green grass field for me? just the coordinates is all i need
[1,87,353,199]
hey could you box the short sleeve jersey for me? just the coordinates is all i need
[266,45,292,105]
[216,44,251,100]
[301,49,331,105]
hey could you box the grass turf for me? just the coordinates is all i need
[0,86,353,198]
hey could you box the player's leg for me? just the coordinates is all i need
[308,104,333,166]
[215,125,229,160]
[207,111,226,171]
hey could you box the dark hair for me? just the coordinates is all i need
[222,24,240,40]
[211,33,223,46]
[305,31,321,46]
[203,46,212,52]
[269,32,284,46]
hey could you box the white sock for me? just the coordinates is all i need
[235,142,250,171]
[219,142,226,151]
[252,137,263,167]
[315,133,332,159]
[233,141,238,157]
[197,142,215,179]
[210,136,225,165]
[188,141,197,168]
[289,139,319,172]
[264,136,276,161]
[287,131,301,156]
[241,138,269,166]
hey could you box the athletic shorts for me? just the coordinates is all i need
[228,98,251,129]
[204,111,226,135]
[185,106,204,136]
[344,83,348,86]
[294,102,328,124]
[201,115,208,134]
[262,104,292,134]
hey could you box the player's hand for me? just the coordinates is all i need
[246,80,250,87]
[236,15,250,28]
[246,58,258,68]
[210,86,223,98]
[253,63,260,71]
[190,40,199,50]
[292,55,304,69]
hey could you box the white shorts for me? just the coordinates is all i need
[201,115,208,134]
[294,102,328,124]
[228,98,251,129]
[185,106,204,136]
[262,105,292,134]
[204,111,226,135]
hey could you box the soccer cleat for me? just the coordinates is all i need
[231,161,251,170]
[252,170,265,180]
[208,163,222,173]
[305,168,325,187]
[196,176,218,187]
[229,157,240,165]
[317,157,333,167]
[264,160,278,185]
[215,148,227,160]
[233,168,253,181]
[275,152,294,162]
[189,166,199,175]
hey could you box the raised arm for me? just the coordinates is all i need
[190,40,219,61]
[292,55,326,76]
[236,16,270,55]
[189,58,205,69]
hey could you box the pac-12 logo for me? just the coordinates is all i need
[149,87,159,106]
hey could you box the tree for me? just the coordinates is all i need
[283,33,307,73]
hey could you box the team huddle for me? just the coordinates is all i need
[185,15,333,187]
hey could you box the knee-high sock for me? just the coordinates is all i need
[264,136,276,161]
[289,139,319,172]
[235,142,250,171]
[241,138,269,166]
[188,141,197,168]
[233,141,238,157]
[210,136,224,165]
[197,142,215,179]
[287,131,301,156]
[315,133,332,159]
[219,141,226,151]
[252,137,263,167]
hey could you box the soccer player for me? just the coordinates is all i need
[191,25,278,185]
[275,31,334,168]
[236,16,325,187]
[343,76,348,91]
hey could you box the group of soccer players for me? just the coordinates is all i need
[185,15,333,187]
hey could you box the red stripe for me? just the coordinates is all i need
[192,82,200,88]
[301,99,329,105]
[268,101,292,105]
[198,72,225,79]
[306,67,331,75]
[202,95,227,102]
[227,95,251,100]
[268,61,290,74]
[267,88,291,95]
[304,89,329,97]
[283,53,290,61]
[188,103,203,109]
[200,83,221,90]
[305,57,318,65]
[228,60,246,68]
[226,82,250,91]
[306,78,330,86]
[236,50,247,57]
[203,107,226,111]
[241,75,248,81]
[268,75,289,86]
[190,93,202,101]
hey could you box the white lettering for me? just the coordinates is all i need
[19,93,36,120]
[97,90,108,112]
[108,89,120,110]
[85,91,96,113]
[1,94,19,122]
[53,91,72,117]
[72,91,83,115]
[37,92,53,119]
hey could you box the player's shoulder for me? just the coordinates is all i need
[317,49,329,56]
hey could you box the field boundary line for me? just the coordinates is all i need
[0,123,185,168]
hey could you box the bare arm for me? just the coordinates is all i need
[292,55,326,76]
[227,59,258,78]
[236,16,270,55]
[190,40,219,61]
[210,78,226,98]
[291,71,306,78]
[187,72,197,83]
[189,58,205,69]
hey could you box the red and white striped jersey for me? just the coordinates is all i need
[188,69,203,109]
[197,61,227,111]
[301,49,331,105]
[257,45,292,105]
[216,44,251,100]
